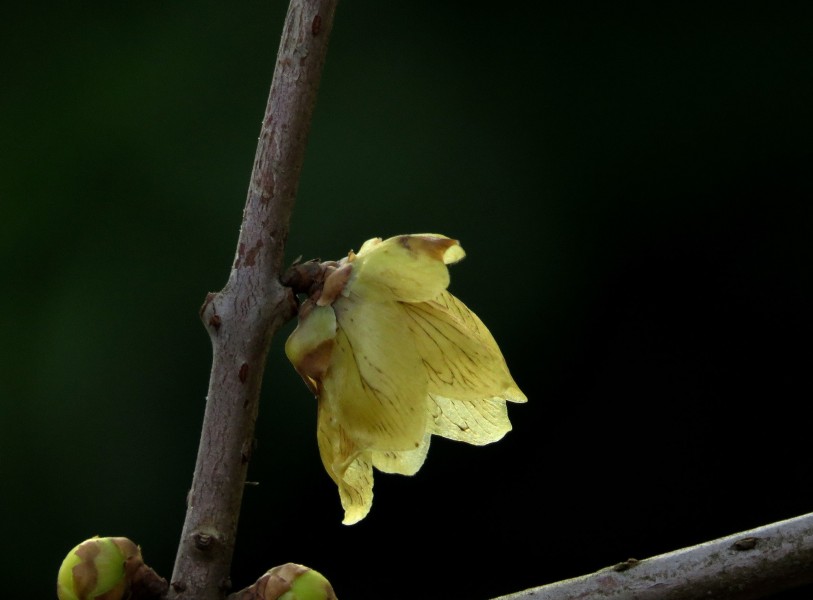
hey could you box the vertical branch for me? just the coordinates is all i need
[168,2,338,599]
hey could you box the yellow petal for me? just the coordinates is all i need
[372,432,432,475]
[355,236,382,255]
[284,302,337,395]
[315,415,430,523]
[427,394,512,444]
[402,291,526,444]
[337,455,373,525]
[316,291,431,523]
[349,234,465,303]
[286,234,527,525]
[316,412,374,525]
[329,296,427,451]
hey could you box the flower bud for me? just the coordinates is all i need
[278,565,336,600]
[56,537,140,600]
[232,563,337,600]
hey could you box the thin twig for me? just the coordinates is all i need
[167,2,338,599]
[492,512,813,600]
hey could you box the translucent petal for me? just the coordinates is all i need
[402,291,526,444]
[372,432,432,475]
[349,234,466,303]
[428,394,512,444]
[338,455,374,525]
[316,413,374,525]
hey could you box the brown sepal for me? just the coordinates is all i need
[281,259,325,296]
[128,559,169,600]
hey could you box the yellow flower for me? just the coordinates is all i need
[285,234,527,524]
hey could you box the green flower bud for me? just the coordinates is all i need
[278,566,336,600]
[57,537,141,600]
[232,563,337,600]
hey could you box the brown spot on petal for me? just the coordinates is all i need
[398,235,460,262]
[295,339,334,395]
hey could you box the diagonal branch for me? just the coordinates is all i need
[493,512,813,600]
[167,2,338,599]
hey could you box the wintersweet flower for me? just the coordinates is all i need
[285,234,527,524]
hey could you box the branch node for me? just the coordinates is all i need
[199,292,218,319]
[612,558,640,572]
[732,536,759,551]
[192,532,216,552]
[281,258,326,295]
[241,438,256,463]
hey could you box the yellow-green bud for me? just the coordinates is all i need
[56,537,141,600]
[278,566,336,600]
[232,563,338,600]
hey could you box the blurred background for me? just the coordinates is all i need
[2,2,811,599]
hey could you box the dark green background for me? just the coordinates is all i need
[2,2,811,599]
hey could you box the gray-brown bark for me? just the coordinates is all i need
[492,512,813,600]
[167,2,338,599]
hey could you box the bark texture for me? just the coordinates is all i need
[493,512,813,600]
[167,2,338,599]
